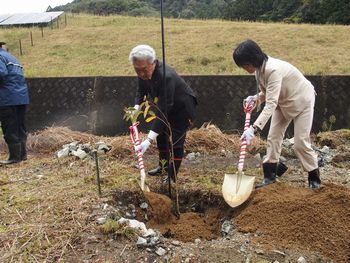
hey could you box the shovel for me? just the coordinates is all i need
[222,99,256,207]
[129,121,150,192]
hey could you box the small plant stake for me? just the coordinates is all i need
[92,150,102,196]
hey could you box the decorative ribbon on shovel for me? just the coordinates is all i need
[129,121,150,192]
[222,99,256,207]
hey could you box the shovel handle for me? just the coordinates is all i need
[129,122,146,189]
[238,100,256,172]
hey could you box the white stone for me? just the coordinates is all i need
[96,217,107,225]
[186,152,196,161]
[71,148,88,159]
[57,147,69,158]
[155,247,167,256]
[297,256,307,263]
[140,202,148,209]
[136,237,147,247]
[194,238,201,245]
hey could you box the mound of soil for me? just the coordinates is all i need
[147,208,221,242]
[144,191,222,242]
[143,192,174,224]
[235,183,350,263]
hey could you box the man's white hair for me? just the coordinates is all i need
[129,44,156,64]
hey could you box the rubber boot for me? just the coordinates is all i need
[276,162,288,177]
[21,139,27,161]
[163,158,182,184]
[308,168,321,189]
[0,143,22,165]
[255,163,277,189]
[148,150,168,176]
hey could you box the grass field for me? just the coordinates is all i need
[0,13,349,77]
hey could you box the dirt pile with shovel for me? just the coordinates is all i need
[235,183,350,263]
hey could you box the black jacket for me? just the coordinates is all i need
[135,61,197,133]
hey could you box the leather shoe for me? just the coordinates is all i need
[148,166,164,176]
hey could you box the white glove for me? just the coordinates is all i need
[245,95,258,103]
[135,139,151,155]
[240,125,255,145]
[134,130,159,155]
[131,104,139,116]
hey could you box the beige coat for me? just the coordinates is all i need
[253,57,318,171]
[254,57,315,130]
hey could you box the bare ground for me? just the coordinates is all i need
[0,127,349,263]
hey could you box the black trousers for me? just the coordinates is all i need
[0,105,27,145]
[156,96,196,179]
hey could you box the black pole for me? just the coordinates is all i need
[160,0,171,198]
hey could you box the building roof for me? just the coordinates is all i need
[0,12,63,26]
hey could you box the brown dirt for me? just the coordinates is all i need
[235,182,350,263]
[143,191,174,224]
[144,191,221,242]
[147,208,221,243]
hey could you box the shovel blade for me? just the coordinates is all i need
[138,180,150,192]
[222,173,255,207]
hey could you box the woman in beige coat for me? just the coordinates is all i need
[233,39,321,189]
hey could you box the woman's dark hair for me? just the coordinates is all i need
[233,39,268,68]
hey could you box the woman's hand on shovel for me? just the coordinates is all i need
[240,125,256,145]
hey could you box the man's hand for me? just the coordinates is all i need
[135,139,151,155]
[244,95,258,103]
[240,125,256,145]
[134,130,159,155]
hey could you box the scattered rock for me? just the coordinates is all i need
[297,256,307,263]
[155,247,167,256]
[171,240,181,246]
[96,217,107,225]
[272,249,286,256]
[194,238,201,245]
[140,202,148,210]
[186,152,196,161]
[221,220,234,236]
[136,237,148,247]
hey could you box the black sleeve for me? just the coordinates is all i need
[151,75,176,134]
[134,78,147,105]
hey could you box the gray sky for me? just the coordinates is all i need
[1,0,72,14]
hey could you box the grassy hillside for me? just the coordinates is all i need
[0,13,349,77]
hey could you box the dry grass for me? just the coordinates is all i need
[0,125,266,157]
[0,14,349,77]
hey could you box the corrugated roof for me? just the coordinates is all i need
[0,12,63,26]
[0,14,12,23]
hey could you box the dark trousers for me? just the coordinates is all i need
[156,127,187,180]
[0,105,27,145]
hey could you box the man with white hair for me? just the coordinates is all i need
[129,44,197,182]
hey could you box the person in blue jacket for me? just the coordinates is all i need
[0,41,29,164]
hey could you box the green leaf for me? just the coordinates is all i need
[145,116,156,123]
[148,110,155,116]
[143,105,150,118]
[132,111,143,124]
[154,97,158,104]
